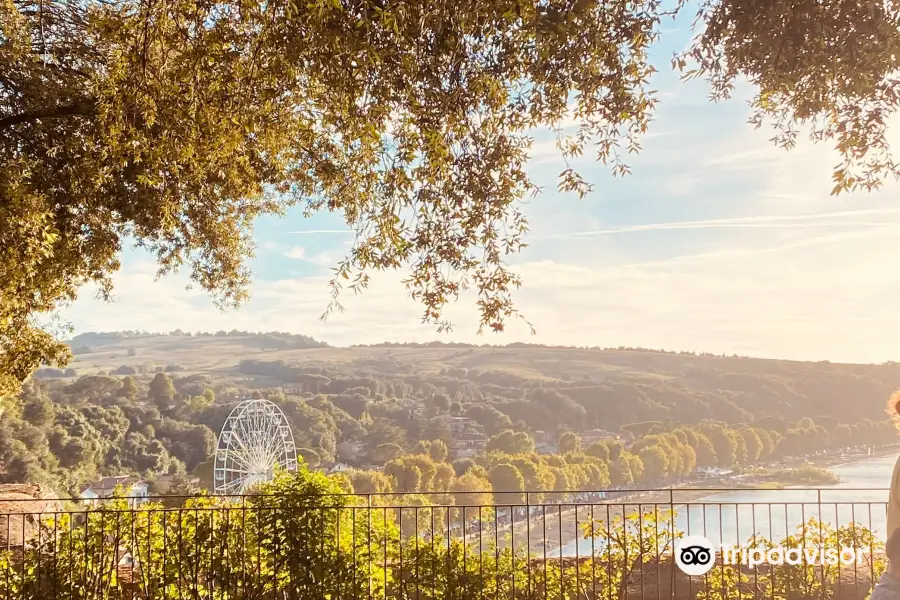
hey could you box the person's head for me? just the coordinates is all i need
[888,527,900,561]
[887,390,900,432]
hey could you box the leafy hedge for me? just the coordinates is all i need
[0,467,886,600]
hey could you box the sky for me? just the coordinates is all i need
[59,15,900,364]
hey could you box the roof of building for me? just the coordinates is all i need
[582,428,617,436]
[452,432,488,442]
[81,476,145,494]
[153,474,199,485]
[0,484,62,547]
[149,475,200,493]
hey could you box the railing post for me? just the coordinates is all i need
[366,493,372,598]
[525,491,531,596]
[818,489,825,590]
[669,487,677,599]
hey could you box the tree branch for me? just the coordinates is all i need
[0,101,95,129]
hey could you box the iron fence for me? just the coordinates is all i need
[0,488,891,599]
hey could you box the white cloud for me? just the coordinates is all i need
[285,246,337,267]
[285,229,351,235]
[527,129,672,170]
[58,212,900,364]
[706,147,795,170]
[528,139,563,166]
[285,246,306,260]
[53,72,900,365]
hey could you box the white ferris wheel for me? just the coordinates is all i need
[213,398,297,494]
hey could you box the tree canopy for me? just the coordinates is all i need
[2,0,899,395]
[3,338,898,494]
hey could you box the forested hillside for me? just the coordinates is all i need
[2,331,899,495]
[62,330,900,425]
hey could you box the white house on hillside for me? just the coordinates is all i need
[432,415,474,433]
[79,476,149,507]
[451,432,488,459]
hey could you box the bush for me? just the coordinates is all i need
[0,488,881,600]
[113,365,138,375]
[781,465,840,485]
[164,364,186,373]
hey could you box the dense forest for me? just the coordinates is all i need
[2,331,899,496]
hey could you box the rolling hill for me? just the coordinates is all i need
[55,331,900,426]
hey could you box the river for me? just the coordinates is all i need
[557,452,899,557]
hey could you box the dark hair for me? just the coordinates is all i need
[888,390,900,432]
[888,527,900,560]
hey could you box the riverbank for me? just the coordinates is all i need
[811,445,900,471]
[497,445,900,554]
[665,444,900,500]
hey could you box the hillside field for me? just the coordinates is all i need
[62,331,900,426]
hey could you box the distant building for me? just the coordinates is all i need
[580,429,619,446]
[116,549,138,585]
[94,544,144,592]
[337,441,367,462]
[535,442,559,455]
[695,467,732,477]
[533,430,556,445]
[451,432,488,459]
[432,415,474,434]
[0,484,61,548]
[431,414,489,458]
[79,476,149,507]
[327,462,350,474]
[149,475,200,495]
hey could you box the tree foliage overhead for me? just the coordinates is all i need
[2,0,900,395]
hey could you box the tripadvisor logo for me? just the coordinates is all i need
[724,544,868,568]
[675,535,716,576]
[674,534,869,576]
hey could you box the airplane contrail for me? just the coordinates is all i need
[285,229,352,235]
[535,207,900,238]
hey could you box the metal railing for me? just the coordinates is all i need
[0,488,890,599]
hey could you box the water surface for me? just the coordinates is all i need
[558,453,897,556]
